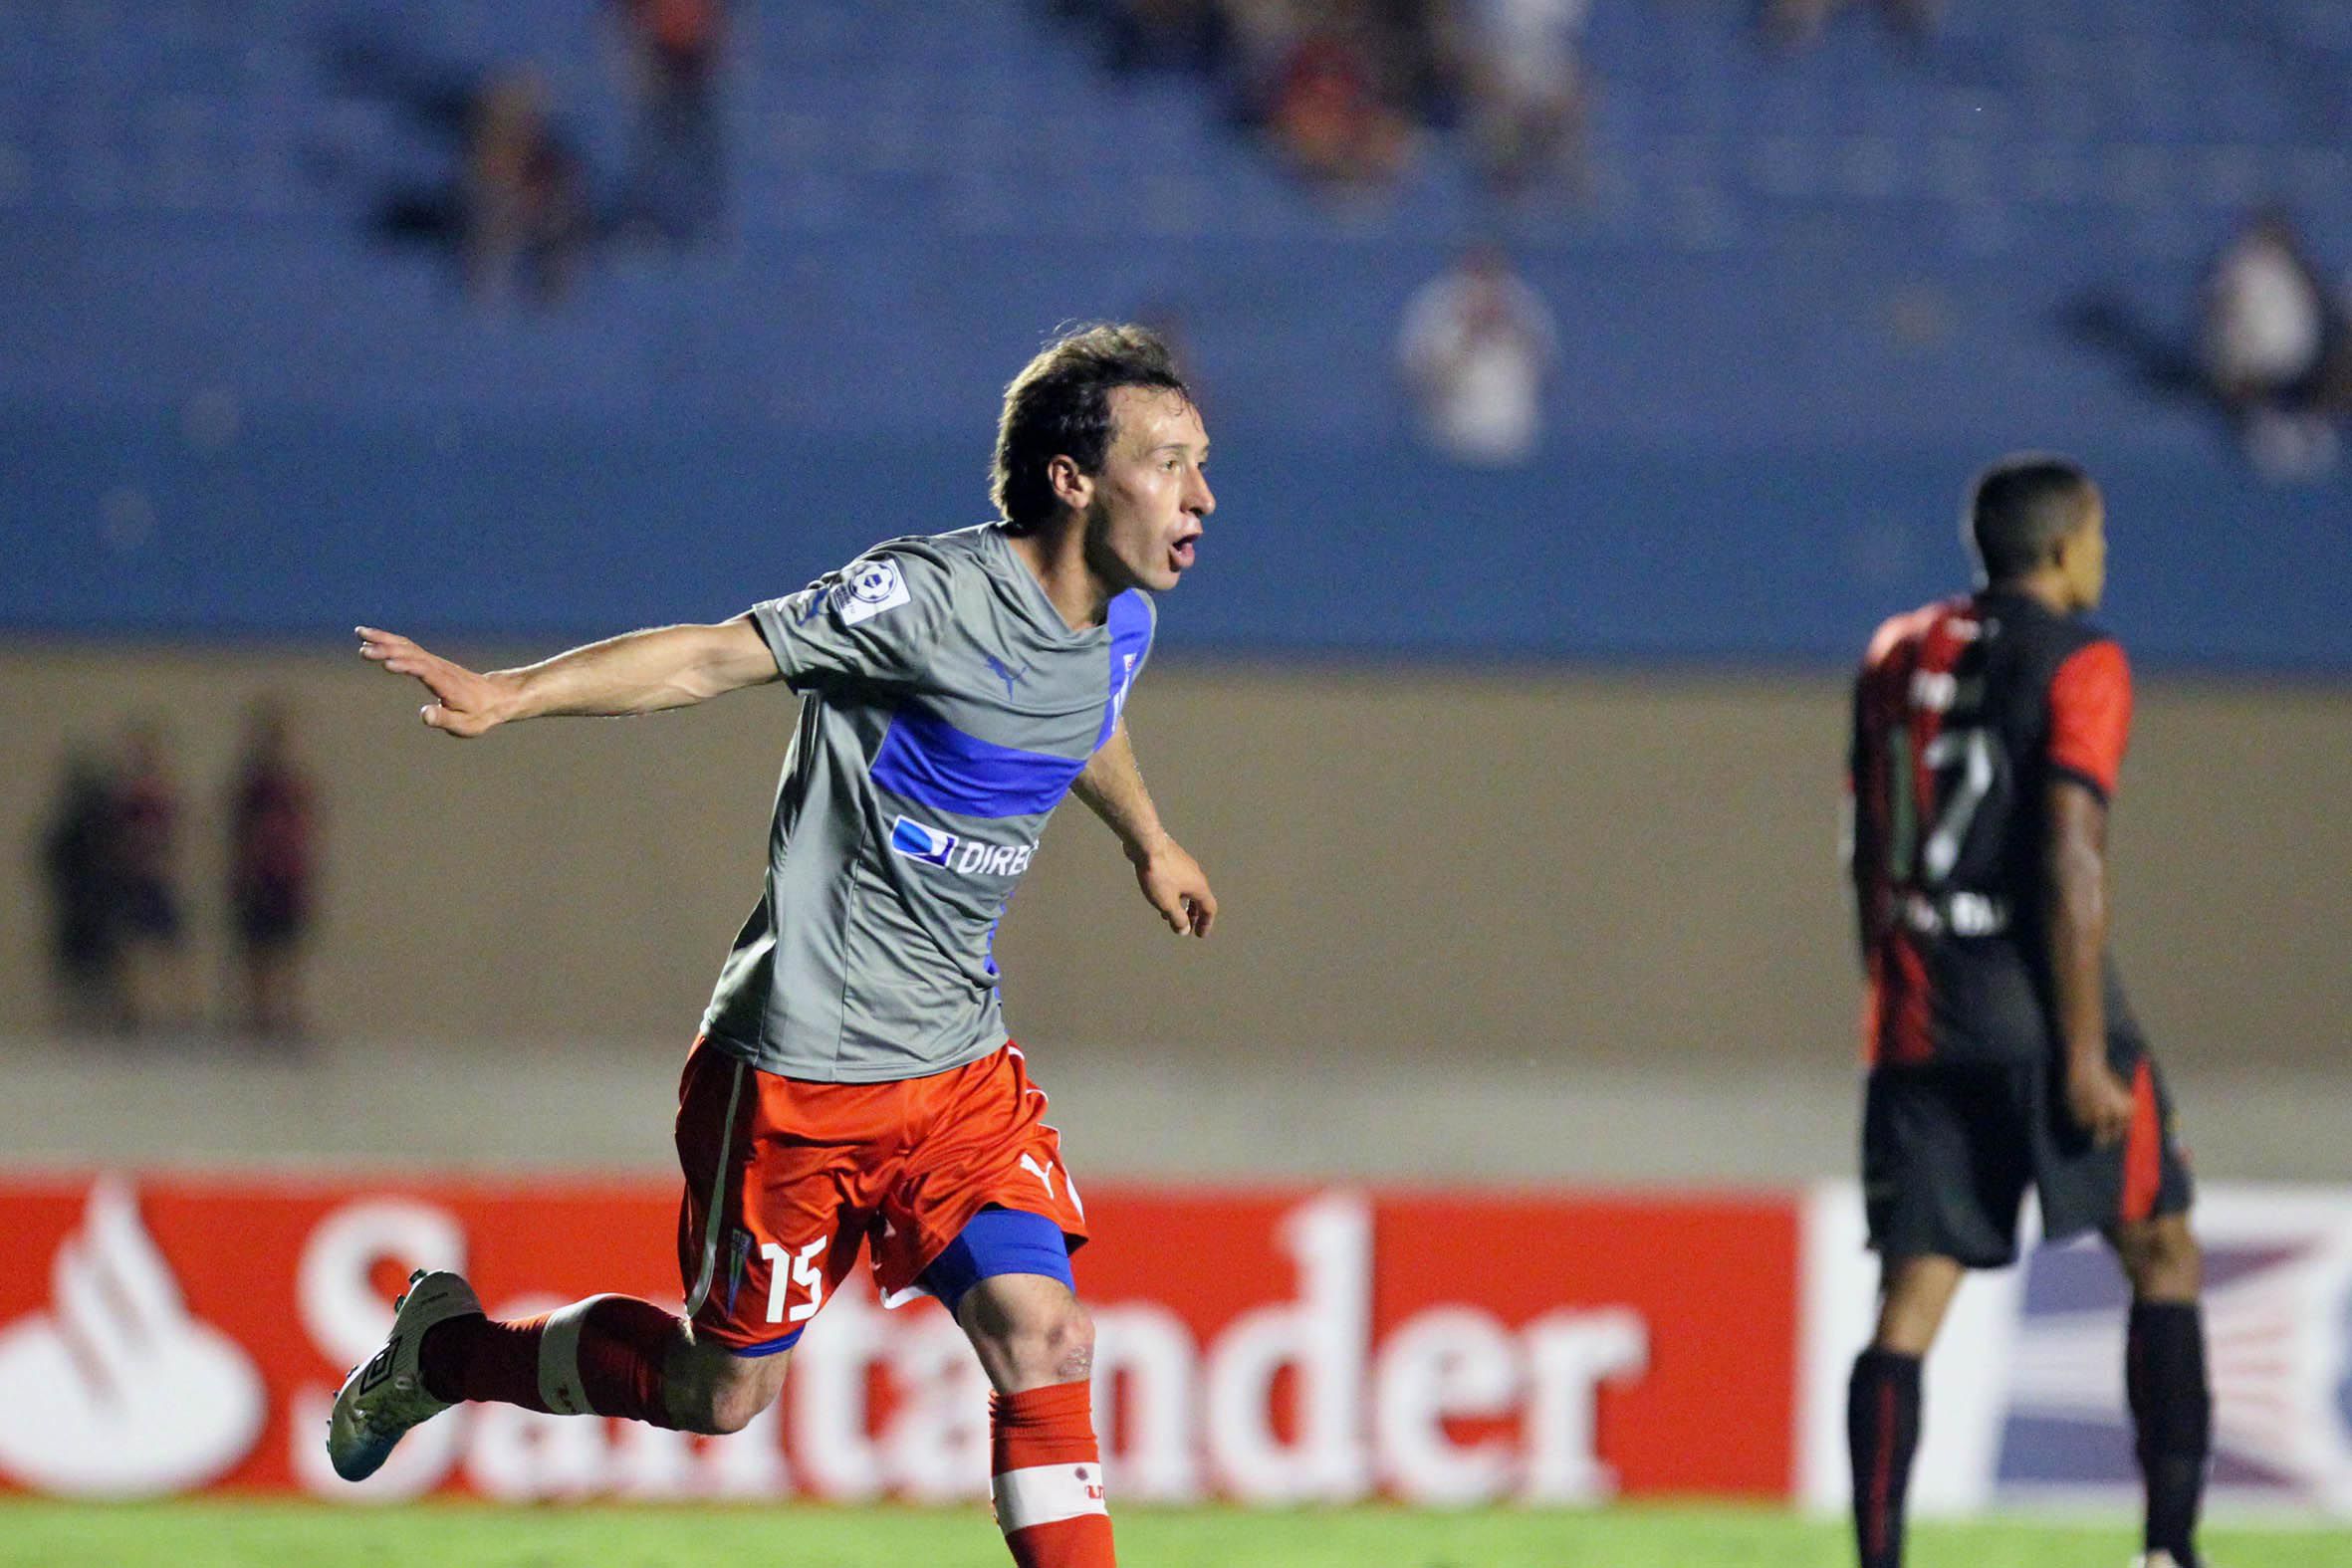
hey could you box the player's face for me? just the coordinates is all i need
[1080,387,1213,595]
[2059,495,2107,611]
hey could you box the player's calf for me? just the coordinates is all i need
[405,1290,760,1434]
[2125,1308,2212,1563]
[1847,1345,1922,1568]
[935,1220,1113,1568]
[2110,1216,2211,1568]
[989,1377,1114,1568]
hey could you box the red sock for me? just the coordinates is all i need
[990,1381,1114,1568]
[419,1311,552,1411]
[419,1294,684,1428]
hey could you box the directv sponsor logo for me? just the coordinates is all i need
[890,816,958,866]
[889,816,1036,876]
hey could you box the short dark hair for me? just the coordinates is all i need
[1966,454,2097,583]
[992,324,1191,531]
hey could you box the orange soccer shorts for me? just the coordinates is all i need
[672,1036,1089,1354]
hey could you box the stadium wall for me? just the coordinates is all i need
[9,416,2349,671]
[5,646,2346,1079]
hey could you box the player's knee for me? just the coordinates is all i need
[2114,1216,2201,1300]
[669,1341,787,1436]
[1044,1298,1095,1383]
[989,1294,1092,1386]
[1871,1252,1964,1356]
[700,1377,771,1437]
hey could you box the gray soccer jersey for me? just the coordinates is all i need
[699,523,1155,1081]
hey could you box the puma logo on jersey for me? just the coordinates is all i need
[984,653,1029,698]
[889,816,1036,876]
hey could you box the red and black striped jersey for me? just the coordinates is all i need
[1847,589,2139,1067]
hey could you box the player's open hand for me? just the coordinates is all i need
[355,626,510,738]
[2063,1058,2137,1148]
[1131,838,1217,939]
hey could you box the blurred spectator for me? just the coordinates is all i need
[37,750,127,1034]
[228,699,320,1042]
[2200,207,2339,479]
[1228,2,1417,193]
[1460,0,1591,198]
[1072,2,1469,194]
[612,0,727,244]
[330,38,597,306]
[1397,243,1559,466]
[1270,32,1413,189]
[2321,279,2352,421]
[465,69,592,304]
[2203,210,2327,404]
[113,724,196,1034]
[1764,0,1940,51]
[1097,0,1229,72]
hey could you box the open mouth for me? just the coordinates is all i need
[1170,534,1200,570]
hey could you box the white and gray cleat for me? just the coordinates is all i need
[324,1267,481,1482]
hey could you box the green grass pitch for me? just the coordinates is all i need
[0,1501,2340,1568]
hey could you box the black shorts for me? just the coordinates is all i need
[1861,1044,2194,1269]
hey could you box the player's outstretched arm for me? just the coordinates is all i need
[355,618,779,738]
[1843,681,1891,973]
[2045,778,2134,1144]
[1073,722,1216,939]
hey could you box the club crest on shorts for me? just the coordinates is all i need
[724,1228,755,1315]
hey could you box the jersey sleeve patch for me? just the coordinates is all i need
[746,548,943,693]
[2046,639,2131,800]
[831,558,910,627]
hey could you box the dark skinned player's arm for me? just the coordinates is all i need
[1845,789,1888,974]
[1844,682,1889,974]
[2045,779,2135,1143]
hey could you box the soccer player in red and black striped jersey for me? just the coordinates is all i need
[1843,455,2210,1568]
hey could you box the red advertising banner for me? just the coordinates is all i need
[0,1173,1798,1503]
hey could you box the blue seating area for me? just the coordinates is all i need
[2,0,2347,667]
[3,0,2346,251]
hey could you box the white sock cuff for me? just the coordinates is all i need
[538,1294,620,1416]
[992,1461,1108,1534]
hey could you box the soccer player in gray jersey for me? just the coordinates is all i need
[333,325,1215,1568]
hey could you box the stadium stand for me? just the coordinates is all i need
[1,0,2346,663]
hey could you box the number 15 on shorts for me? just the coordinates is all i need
[763,1235,828,1325]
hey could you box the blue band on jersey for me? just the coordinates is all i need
[872,705,1084,819]
[1095,590,1153,749]
[917,1207,1074,1318]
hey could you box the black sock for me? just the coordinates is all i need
[2127,1300,2211,1568]
[1848,1347,1923,1568]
